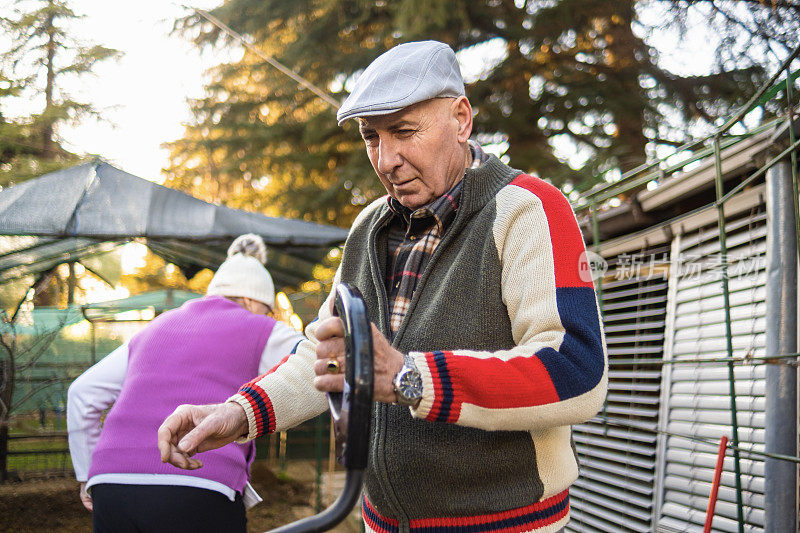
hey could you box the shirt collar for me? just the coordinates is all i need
[387,180,462,236]
[469,141,489,168]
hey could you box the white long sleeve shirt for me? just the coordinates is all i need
[67,319,303,506]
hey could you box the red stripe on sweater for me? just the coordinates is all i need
[238,376,263,433]
[362,495,398,533]
[510,174,592,289]
[240,391,263,433]
[485,502,568,533]
[363,514,394,533]
[238,354,290,435]
[266,354,292,375]
[238,352,289,391]
[409,490,567,528]
[252,381,276,434]
[438,353,560,409]
[438,351,462,424]
[447,400,462,424]
[239,384,268,433]
[423,352,444,421]
[363,490,568,532]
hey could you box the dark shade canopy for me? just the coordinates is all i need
[0,161,348,291]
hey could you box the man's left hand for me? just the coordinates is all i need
[313,317,404,403]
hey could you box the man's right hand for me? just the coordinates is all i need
[157,402,248,469]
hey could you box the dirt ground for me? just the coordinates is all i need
[0,462,317,533]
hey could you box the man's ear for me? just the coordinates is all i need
[451,96,473,143]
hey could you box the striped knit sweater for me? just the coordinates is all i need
[229,154,608,533]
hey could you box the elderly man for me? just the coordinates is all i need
[159,40,607,532]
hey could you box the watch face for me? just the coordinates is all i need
[398,369,423,400]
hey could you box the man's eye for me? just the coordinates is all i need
[397,129,415,136]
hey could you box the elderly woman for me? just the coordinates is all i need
[67,234,304,533]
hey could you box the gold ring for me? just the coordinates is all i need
[326,359,341,374]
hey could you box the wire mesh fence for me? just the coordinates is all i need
[567,44,800,533]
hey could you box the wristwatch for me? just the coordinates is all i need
[393,355,423,407]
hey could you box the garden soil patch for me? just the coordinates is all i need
[0,462,312,532]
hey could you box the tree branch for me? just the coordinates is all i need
[15,321,70,373]
[678,0,800,10]
[551,127,603,150]
[706,0,797,52]
[9,376,74,412]
[650,137,688,148]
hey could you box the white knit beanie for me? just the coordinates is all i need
[206,234,275,308]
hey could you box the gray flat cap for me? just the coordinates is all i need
[336,40,465,125]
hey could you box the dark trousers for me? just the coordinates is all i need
[91,483,247,533]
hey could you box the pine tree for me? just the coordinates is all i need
[0,0,120,187]
[0,0,121,306]
[165,0,397,225]
[657,0,800,67]
[391,0,766,186]
[165,0,778,227]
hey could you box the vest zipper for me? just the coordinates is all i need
[366,213,407,522]
[391,183,474,349]
[368,188,476,527]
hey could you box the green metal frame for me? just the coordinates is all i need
[579,44,800,532]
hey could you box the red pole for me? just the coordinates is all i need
[704,435,729,533]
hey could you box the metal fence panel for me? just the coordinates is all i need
[568,242,670,533]
[656,203,767,532]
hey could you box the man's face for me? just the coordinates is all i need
[358,97,472,210]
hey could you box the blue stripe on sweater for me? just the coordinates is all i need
[432,351,453,423]
[239,386,271,428]
[362,497,399,533]
[289,339,302,355]
[536,286,605,401]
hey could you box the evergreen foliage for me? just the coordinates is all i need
[0,0,120,187]
[0,0,122,306]
[160,1,791,227]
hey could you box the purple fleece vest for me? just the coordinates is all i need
[88,295,275,492]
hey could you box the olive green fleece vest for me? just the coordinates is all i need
[338,156,545,523]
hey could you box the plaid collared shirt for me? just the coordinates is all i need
[384,142,489,338]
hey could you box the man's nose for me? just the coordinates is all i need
[377,138,403,175]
